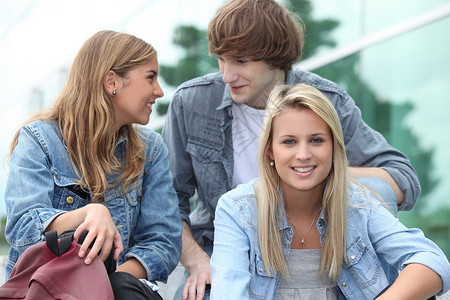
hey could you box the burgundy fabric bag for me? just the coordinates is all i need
[0,231,114,300]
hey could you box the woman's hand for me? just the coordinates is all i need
[73,203,124,264]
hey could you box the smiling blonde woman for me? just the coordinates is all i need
[210,83,450,300]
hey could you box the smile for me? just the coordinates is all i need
[292,166,315,173]
[230,85,245,91]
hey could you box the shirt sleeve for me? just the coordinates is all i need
[162,91,197,224]
[211,195,252,299]
[124,133,182,283]
[5,126,66,254]
[330,90,421,211]
[366,197,450,296]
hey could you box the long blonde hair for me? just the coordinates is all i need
[9,30,157,202]
[256,84,348,281]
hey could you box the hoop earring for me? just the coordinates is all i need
[270,161,274,166]
[112,90,116,96]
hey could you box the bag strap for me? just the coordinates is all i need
[45,230,73,256]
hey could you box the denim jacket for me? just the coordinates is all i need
[5,120,182,282]
[162,69,420,246]
[210,179,450,300]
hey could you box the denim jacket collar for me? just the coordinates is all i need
[216,85,233,111]
[116,127,129,147]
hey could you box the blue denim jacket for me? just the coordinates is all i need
[162,69,420,246]
[5,120,182,282]
[210,179,450,300]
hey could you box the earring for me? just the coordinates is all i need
[270,161,274,166]
[112,90,116,95]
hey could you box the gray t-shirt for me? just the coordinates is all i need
[276,249,343,300]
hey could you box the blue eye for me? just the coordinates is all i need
[311,138,323,143]
[283,139,296,145]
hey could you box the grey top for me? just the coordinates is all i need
[276,249,342,300]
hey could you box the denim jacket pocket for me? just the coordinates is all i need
[123,181,141,207]
[186,141,229,200]
[249,253,276,299]
[186,140,222,162]
[54,184,89,211]
[344,236,381,288]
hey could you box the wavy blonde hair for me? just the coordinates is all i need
[9,30,157,202]
[256,84,348,281]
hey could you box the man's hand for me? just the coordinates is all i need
[180,221,212,300]
[182,255,212,300]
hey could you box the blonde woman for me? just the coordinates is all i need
[210,84,449,299]
[5,30,182,299]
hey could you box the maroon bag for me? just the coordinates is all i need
[0,231,114,300]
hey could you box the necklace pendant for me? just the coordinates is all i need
[300,238,305,244]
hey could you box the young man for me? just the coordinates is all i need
[162,0,420,299]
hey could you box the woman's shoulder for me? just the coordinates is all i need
[136,126,160,139]
[347,182,391,220]
[218,179,258,221]
[221,179,257,203]
[136,126,164,149]
[347,182,379,205]
[347,182,366,205]
[23,120,59,135]
[20,120,63,146]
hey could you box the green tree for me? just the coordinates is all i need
[160,26,218,87]
[283,0,339,60]
[157,26,219,117]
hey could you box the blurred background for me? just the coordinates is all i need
[1,0,449,289]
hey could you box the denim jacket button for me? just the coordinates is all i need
[342,282,347,287]
[350,254,356,260]
[66,196,73,204]
[66,196,74,205]
[258,267,263,272]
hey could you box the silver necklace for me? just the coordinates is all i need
[286,207,322,244]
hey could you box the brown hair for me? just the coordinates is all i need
[207,0,304,72]
[9,30,157,202]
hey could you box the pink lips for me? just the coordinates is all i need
[229,85,245,93]
[292,166,315,177]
